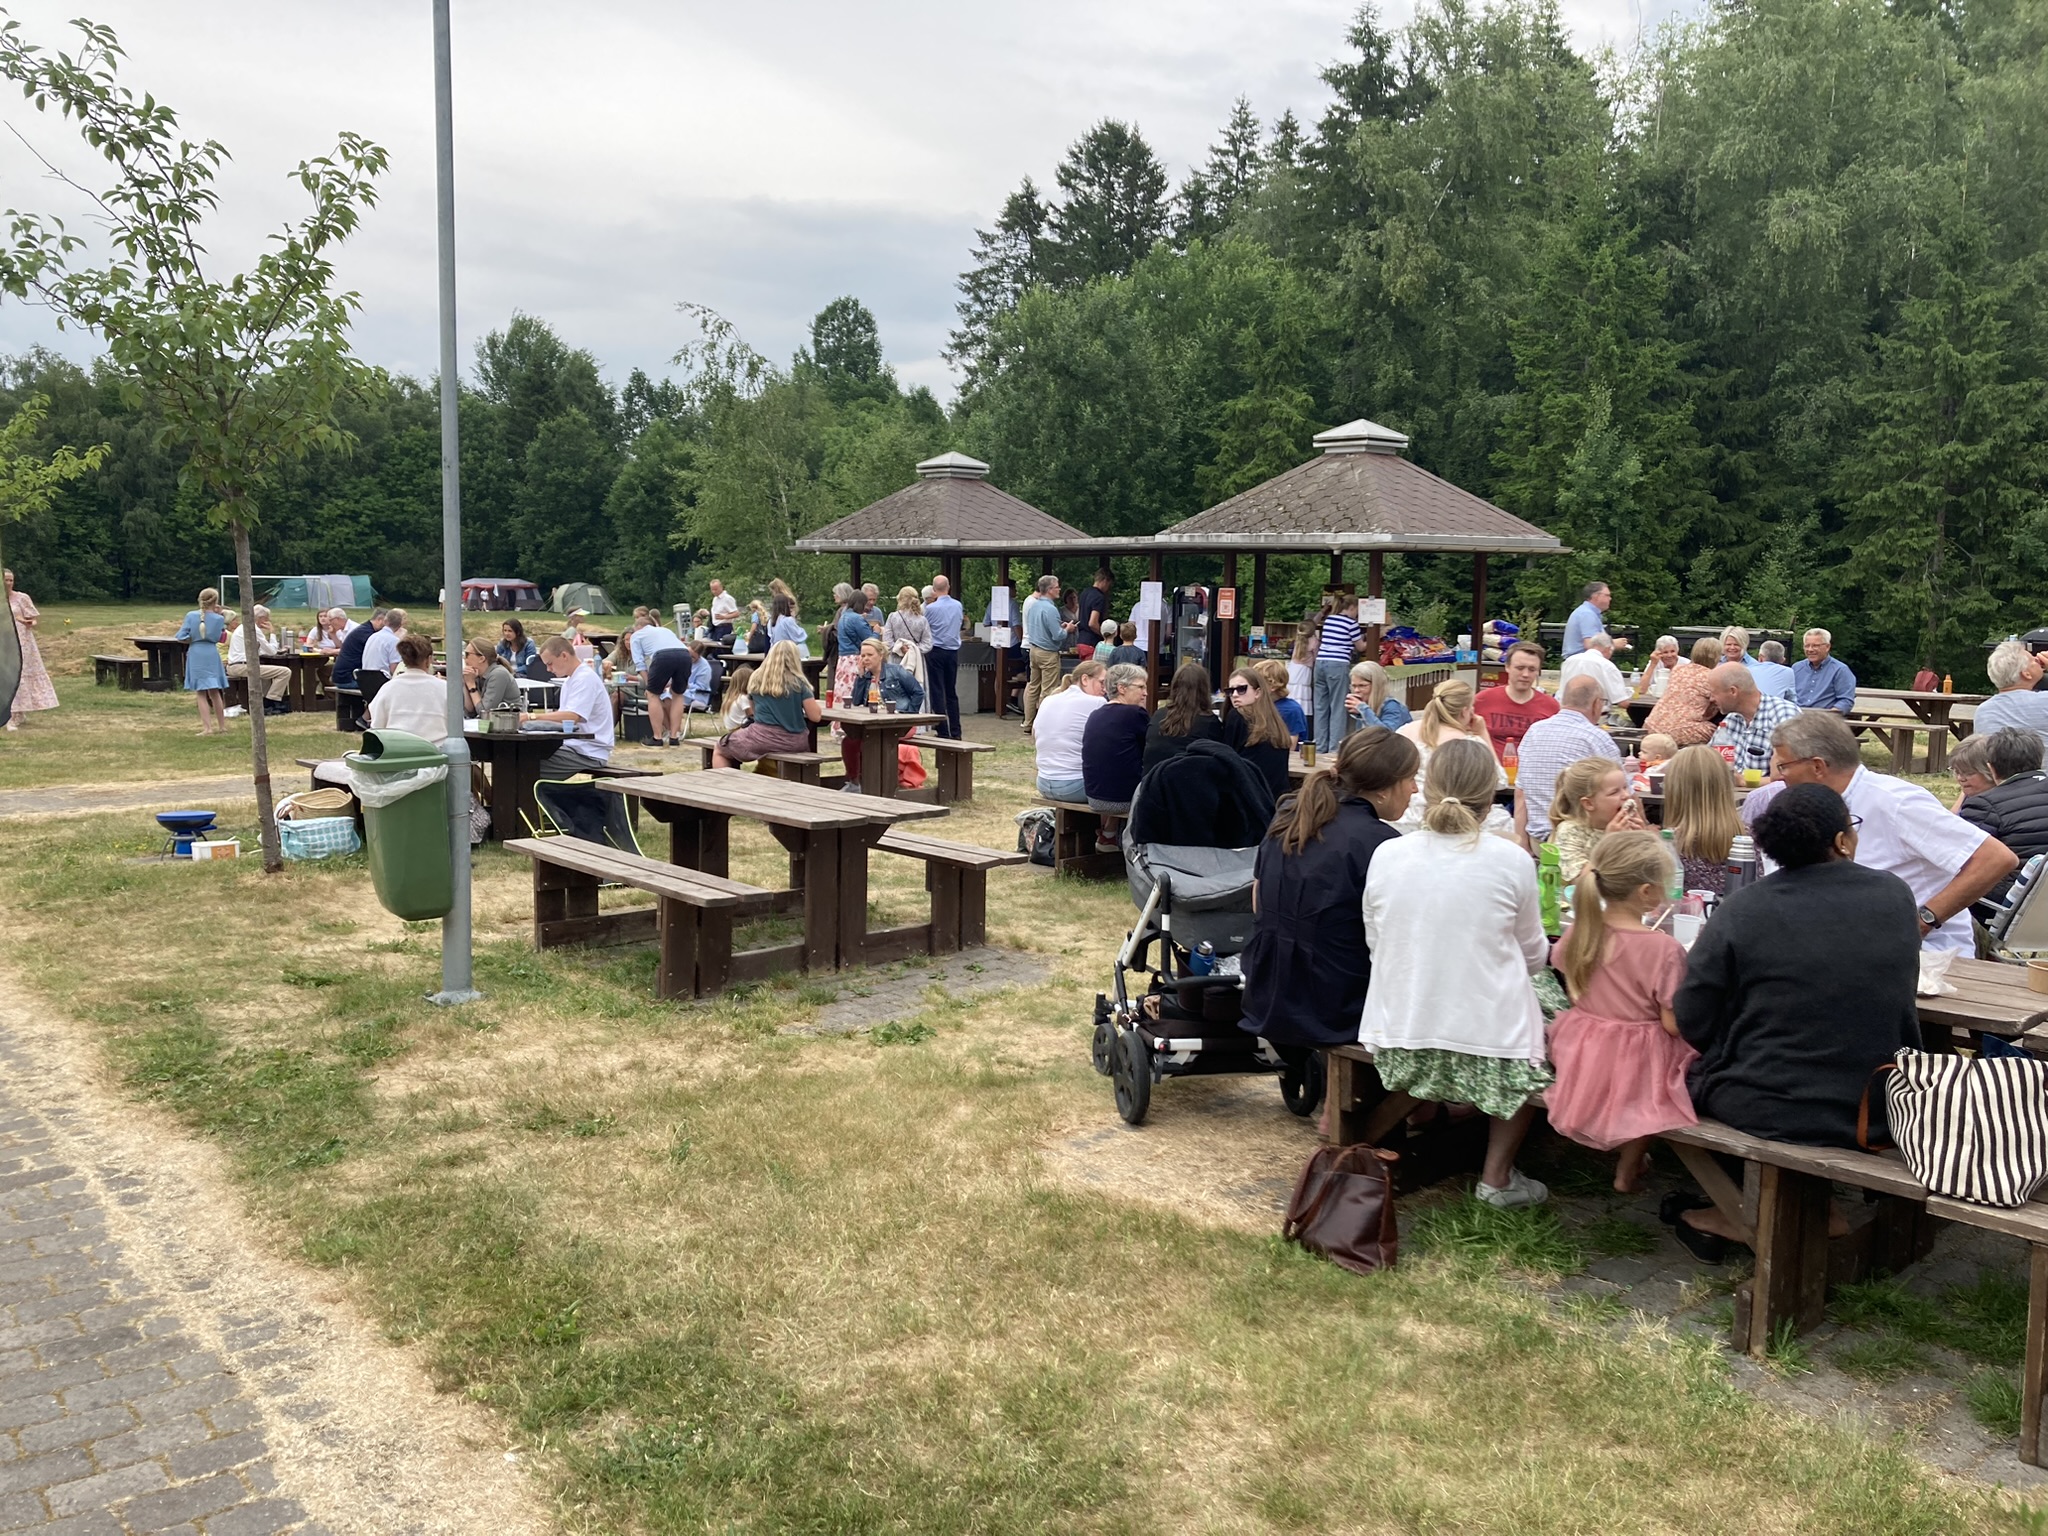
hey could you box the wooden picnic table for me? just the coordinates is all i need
[1933,956,2048,1047]
[129,635,186,690]
[1854,688,1985,773]
[464,727,595,843]
[600,768,948,976]
[818,705,945,798]
[269,652,332,711]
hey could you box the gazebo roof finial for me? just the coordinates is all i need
[1312,419,1410,456]
[915,450,991,480]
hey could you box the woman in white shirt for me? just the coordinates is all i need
[1635,635,1682,699]
[367,633,452,744]
[1032,659,1107,801]
[1395,677,1507,834]
[1360,736,1553,1208]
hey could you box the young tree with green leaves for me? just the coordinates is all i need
[0,16,386,871]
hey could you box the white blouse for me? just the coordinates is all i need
[1359,828,1548,1062]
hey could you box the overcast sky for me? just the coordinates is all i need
[0,0,1694,404]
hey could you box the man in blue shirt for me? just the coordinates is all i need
[1748,639,1797,702]
[1792,627,1857,712]
[924,573,965,739]
[1561,582,1624,657]
[1023,574,1070,731]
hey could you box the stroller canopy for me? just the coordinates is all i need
[1128,740,1276,849]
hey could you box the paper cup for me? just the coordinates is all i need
[2028,961,2048,995]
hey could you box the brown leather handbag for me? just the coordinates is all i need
[1282,1144,1400,1275]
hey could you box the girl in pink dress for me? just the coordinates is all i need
[1547,829,1698,1192]
[5,569,57,729]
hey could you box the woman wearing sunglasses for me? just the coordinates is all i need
[1224,667,1293,797]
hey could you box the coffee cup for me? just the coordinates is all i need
[2028,962,2048,995]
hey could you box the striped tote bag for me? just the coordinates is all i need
[1884,1048,2048,1207]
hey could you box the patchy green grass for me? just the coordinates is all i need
[1829,1272,2028,1368]
[0,746,2031,1531]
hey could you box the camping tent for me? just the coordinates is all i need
[259,575,375,610]
[549,581,615,615]
[458,578,544,611]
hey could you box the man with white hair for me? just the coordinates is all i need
[1973,638,2048,751]
[1771,711,2014,954]
[358,606,406,703]
[226,603,291,715]
[1748,639,1797,702]
[1514,675,1622,842]
[1792,627,1856,712]
[1707,662,1801,774]
[1558,630,1629,708]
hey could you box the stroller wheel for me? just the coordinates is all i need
[1112,1028,1152,1126]
[1090,998,1116,1077]
[1280,1051,1326,1118]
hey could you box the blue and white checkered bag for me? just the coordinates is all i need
[279,815,362,862]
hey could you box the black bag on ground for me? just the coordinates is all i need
[1016,808,1055,867]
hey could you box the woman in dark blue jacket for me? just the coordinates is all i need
[1242,727,1419,1053]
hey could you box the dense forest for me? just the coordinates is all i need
[4,0,2045,684]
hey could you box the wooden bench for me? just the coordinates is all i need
[680,739,840,786]
[1323,1045,2048,1463]
[869,828,1029,958]
[916,737,995,804]
[333,685,366,732]
[1658,1118,2048,1465]
[504,835,774,1000]
[1845,710,1945,775]
[1036,799,1125,880]
[92,654,145,690]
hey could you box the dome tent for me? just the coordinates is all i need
[549,581,616,615]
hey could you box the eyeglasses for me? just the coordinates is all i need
[1848,815,1863,829]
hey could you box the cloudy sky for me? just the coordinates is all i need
[0,0,1694,404]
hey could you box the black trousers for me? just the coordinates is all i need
[927,647,961,739]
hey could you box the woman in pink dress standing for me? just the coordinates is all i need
[4,569,57,730]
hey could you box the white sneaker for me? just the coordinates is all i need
[1476,1169,1549,1209]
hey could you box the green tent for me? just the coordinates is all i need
[550,581,616,615]
[260,575,376,610]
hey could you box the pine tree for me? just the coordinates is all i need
[1042,121,1169,287]
[947,178,1050,383]
[1177,98,1265,246]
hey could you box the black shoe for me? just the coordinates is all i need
[1658,1190,1710,1227]
[1672,1212,1730,1264]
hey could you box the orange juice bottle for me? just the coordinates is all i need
[1502,738,1519,786]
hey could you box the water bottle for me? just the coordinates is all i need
[1659,828,1683,902]
[1725,833,1758,894]
[1188,941,1216,976]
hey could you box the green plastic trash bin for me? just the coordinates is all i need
[344,728,454,921]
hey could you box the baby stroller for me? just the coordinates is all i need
[1093,741,1318,1125]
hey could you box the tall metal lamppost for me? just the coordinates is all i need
[430,0,480,1005]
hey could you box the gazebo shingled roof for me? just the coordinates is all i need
[1152,419,1564,555]
[793,452,1094,555]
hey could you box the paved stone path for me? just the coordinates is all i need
[0,985,543,1536]
[783,947,1054,1036]
[0,779,255,824]
[0,1084,320,1534]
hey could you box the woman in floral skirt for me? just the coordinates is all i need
[5,569,56,730]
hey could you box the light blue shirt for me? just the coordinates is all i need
[629,625,685,672]
[1025,594,1067,652]
[1748,658,1796,702]
[361,626,401,675]
[768,616,809,656]
[682,655,713,706]
[1972,688,2048,753]
[1561,600,1606,657]
[926,594,964,651]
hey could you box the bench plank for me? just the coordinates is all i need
[1036,799,1124,880]
[875,828,1029,871]
[504,836,769,908]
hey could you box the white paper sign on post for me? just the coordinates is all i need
[1360,596,1387,624]
[1137,580,1164,620]
[988,586,1013,625]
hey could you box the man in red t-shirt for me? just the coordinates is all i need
[1474,640,1559,760]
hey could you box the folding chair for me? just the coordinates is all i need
[1984,854,2048,961]
[529,778,643,855]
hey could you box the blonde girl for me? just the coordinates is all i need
[1547,756,1644,882]
[1548,830,1698,1191]
[174,587,230,735]
[712,640,822,768]
[1252,657,1309,744]
[1661,744,1741,894]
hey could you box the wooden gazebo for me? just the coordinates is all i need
[1148,418,1567,687]
[793,451,1114,711]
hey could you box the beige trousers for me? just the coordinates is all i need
[1023,647,1062,727]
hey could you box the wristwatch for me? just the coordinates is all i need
[1916,905,1940,929]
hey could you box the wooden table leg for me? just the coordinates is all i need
[2024,1244,2048,1466]
[838,831,871,968]
[655,899,699,1000]
[860,723,906,798]
[801,830,840,973]
[666,808,730,875]
[497,750,541,843]
[928,865,962,954]
[1746,1165,1832,1356]
[958,867,987,948]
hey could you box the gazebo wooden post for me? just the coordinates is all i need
[1471,553,1489,684]
[1146,550,1164,703]
[995,552,1011,720]
[850,554,862,588]
[1366,551,1384,656]
[1251,553,1268,628]
[1329,552,1344,592]
[1219,553,1239,689]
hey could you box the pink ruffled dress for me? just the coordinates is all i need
[1545,925,1698,1150]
